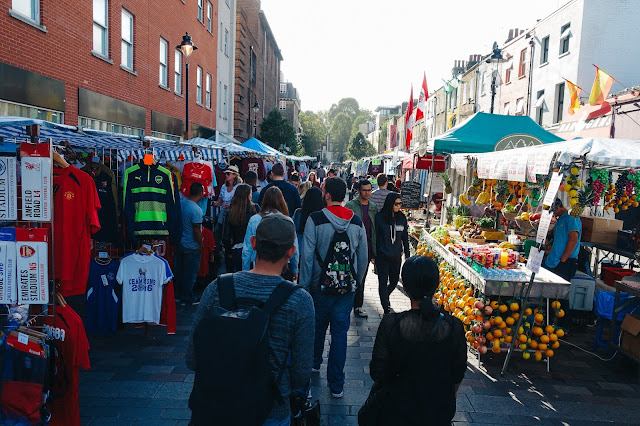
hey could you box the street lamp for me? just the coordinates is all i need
[177,32,198,139]
[486,41,505,114]
[252,101,260,137]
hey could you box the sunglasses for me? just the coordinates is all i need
[225,172,235,175]
[394,202,402,206]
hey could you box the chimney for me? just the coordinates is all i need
[508,29,514,41]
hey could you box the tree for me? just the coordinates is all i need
[351,110,374,138]
[329,112,352,157]
[299,110,327,157]
[348,132,376,160]
[328,98,360,123]
[378,121,388,153]
[259,108,299,155]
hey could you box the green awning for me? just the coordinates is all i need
[431,112,564,154]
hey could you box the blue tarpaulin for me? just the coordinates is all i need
[242,137,285,158]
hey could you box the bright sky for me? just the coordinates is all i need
[261,0,567,113]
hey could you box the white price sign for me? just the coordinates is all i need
[527,247,545,273]
[542,172,563,207]
[535,210,553,244]
[507,155,528,182]
[533,151,556,175]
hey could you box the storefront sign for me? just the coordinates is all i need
[20,143,52,222]
[16,228,49,304]
[494,134,543,152]
[0,157,17,220]
[401,181,421,209]
[0,228,16,304]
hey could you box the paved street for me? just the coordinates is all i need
[80,265,640,425]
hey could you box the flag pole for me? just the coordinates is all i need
[562,77,585,93]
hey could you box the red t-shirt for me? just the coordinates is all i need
[198,227,215,277]
[45,305,90,426]
[53,166,101,296]
[181,162,213,197]
[241,158,266,181]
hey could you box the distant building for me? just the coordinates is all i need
[217,0,237,141]
[279,80,301,141]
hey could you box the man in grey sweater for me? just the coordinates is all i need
[187,214,314,425]
[300,177,368,398]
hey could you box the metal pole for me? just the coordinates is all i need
[490,74,496,114]
[185,62,190,139]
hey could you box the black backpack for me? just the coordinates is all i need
[315,227,357,295]
[188,274,301,426]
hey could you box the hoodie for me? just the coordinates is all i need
[300,206,368,292]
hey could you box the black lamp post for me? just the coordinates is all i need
[177,33,198,139]
[486,41,505,114]
[253,101,260,137]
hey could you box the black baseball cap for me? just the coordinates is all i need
[256,213,296,249]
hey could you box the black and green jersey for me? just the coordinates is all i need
[123,163,182,243]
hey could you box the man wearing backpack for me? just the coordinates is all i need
[300,177,368,398]
[186,214,314,426]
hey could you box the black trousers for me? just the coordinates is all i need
[548,258,578,282]
[376,256,401,312]
[354,257,371,310]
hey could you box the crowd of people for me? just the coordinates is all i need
[180,164,466,426]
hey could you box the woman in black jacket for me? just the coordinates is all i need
[222,184,258,272]
[359,256,467,426]
[375,192,410,314]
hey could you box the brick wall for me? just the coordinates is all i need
[0,0,218,135]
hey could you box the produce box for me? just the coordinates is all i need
[481,231,505,241]
[580,216,623,245]
[602,267,637,287]
[621,314,640,359]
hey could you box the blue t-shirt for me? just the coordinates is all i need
[181,199,204,250]
[86,259,121,335]
[545,211,581,269]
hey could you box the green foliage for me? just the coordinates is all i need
[259,109,300,155]
[299,110,327,157]
[329,112,352,156]
[348,132,376,160]
[328,98,360,123]
[351,110,374,138]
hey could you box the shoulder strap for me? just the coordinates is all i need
[216,274,237,311]
[262,280,300,316]
[427,313,444,340]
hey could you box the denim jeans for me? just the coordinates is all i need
[175,245,201,303]
[262,417,290,426]
[312,292,354,393]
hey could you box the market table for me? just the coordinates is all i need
[581,242,637,279]
[610,279,640,363]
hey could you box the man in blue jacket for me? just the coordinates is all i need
[258,162,301,217]
[300,177,368,399]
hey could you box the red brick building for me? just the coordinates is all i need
[0,0,220,140]
[234,0,281,142]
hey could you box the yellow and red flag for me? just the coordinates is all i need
[563,78,582,115]
[589,66,615,106]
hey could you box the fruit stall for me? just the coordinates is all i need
[430,137,640,367]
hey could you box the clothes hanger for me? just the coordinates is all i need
[136,244,153,255]
[52,150,70,168]
[55,292,67,307]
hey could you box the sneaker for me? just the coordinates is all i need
[331,390,344,398]
[311,367,320,373]
[191,299,200,306]
[354,307,368,318]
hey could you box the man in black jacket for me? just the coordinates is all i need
[257,162,301,217]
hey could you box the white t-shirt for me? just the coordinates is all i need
[116,253,172,324]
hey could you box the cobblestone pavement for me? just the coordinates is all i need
[80,264,640,425]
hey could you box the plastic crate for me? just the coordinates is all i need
[602,267,637,287]
[569,271,595,311]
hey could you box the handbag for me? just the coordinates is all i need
[358,313,444,425]
[290,388,320,426]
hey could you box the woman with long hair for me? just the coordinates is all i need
[298,180,313,199]
[222,184,258,272]
[242,187,299,279]
[292,187,323,255]
[308,172,320,188]
[359,256,466,426]
[374,192,410,314]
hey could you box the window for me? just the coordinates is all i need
[12,0,39,23]
[535,90,545,125]
[462,83,467,104]
[151,131,181,142]
[207,2,212,32]
[480,72,486,94]
[280,83,287,93]
[121,9,133,70]
[174,50,182,94]
[220,23,223,51]
[79,117,143,136]
[555,82,565,123]
[206,73,211,109]
[469,77,475,101]
[515,98,524,115]
[0,99,63,123]
[250,50,257,83]
[560,23,571,55]
[540,36,549,64]
[279,100,287,110]
[93,0,109,56]
[223,85,228,119]
[224,29,229,55]
[505,58,512,84]
[196,66,203,105]
[518,49,526,78]
[503,102,510,116]
[197,0,203,23]
[159,38,168,87]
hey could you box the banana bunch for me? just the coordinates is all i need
[498,242,516,250]
[475,189,492,205]
[459,194,472,205]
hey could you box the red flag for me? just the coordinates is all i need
[416,73,429,122]
[563,78,582,115]
[405,86,414,150]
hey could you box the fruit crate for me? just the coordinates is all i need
[603,267,637,287]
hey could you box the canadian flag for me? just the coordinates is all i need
[415,73,428,122]
[405,85,414,150]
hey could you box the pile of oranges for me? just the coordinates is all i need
[434,261,565,361]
